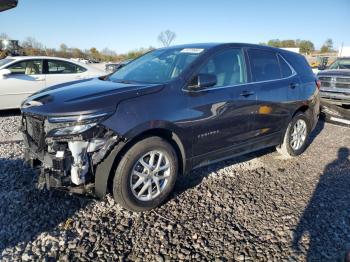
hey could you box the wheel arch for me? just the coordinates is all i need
[293,104,310,117]
[94,127,187,198]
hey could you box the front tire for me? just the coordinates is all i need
[113,136,178,212]
[276,113,310,158]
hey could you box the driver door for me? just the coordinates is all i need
[187,48,257,158]
[0,59,45,109]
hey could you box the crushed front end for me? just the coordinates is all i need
[21,111,120,195]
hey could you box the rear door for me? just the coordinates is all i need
[247,49,300,138]
[187,48,257,157]
[0,59,45,109]
[44,59,87,87]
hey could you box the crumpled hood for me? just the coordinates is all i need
[317,69,350,77]
[21,77,164,116]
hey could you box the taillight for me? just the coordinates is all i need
[316,79,321,90]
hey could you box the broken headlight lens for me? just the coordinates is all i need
[46,111,113,137]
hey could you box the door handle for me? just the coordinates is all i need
[240,90,255,97]
[289,83,299,89]
[34,77,45,81]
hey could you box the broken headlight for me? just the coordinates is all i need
[45,111,113,137]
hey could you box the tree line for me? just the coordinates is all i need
[0,30,178,61]
[0,33,154,61]
[260,38,334,54]
[1,30,336,61]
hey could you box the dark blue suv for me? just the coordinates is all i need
[21,43,320,211]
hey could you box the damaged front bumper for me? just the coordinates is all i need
[21,113,121,196]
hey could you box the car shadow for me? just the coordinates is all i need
[292,147,350,260]
[0,109,21,117]
[308,118,325,145]
[0,157,91,253]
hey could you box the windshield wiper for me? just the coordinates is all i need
[109,78,135,84]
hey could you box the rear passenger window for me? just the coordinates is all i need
[248,49,281,81]
[198,48,247,87]
[47,60,86,74]
[278,55,293,77]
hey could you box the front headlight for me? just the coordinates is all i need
[45,111,113,137]
[49,123,97,136]
[48,111,111,124]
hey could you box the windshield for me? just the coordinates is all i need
[108,48,205,83]
[328,58,350,70]
[0,58,15,67]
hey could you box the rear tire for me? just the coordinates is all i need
[276,113,310,158]
[113,136,178,212]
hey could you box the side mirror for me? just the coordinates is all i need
[188,73,217,90]
[317,65,326,70]
[0,69,11,78]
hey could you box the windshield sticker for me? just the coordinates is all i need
[180,48,204,54]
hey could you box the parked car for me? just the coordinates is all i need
[0,56,105,109]
[317,57,350,107]
[105,59,132,73]
[317,57,350,125]
[21,43,319,211]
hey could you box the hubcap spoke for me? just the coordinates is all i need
[153,177,161,194]
[138,180,151,197]
[155,153,163,171]
[132,176,145,189]
[147,183,153,199]
[140,158,151,170]
[158,163,169,172]
[156,173,171,180]
[149,152,156,168]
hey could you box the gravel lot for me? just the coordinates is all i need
[0,114,349,261]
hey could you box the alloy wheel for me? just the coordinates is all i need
[130,150,171,201]
[290,119,307,151]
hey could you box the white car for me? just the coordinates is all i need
[0,56,105,109]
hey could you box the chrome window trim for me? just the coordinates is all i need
[183,52,297,93]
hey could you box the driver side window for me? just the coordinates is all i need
[198,49,247,87]
[7,60,43,75]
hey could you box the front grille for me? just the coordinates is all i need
[319,76,350,89]
[24,115,45,150]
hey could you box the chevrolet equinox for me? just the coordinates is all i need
[21,43,320,211]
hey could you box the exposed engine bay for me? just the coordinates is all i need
[21,112,120,195]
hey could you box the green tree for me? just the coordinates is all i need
[320,38,333,53]
[89,47,101,61]
[280,40,296,47]
[71,48,84,58]
[299,40,315,54]
[267,39,281,47]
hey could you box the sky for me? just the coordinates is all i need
[0,0,349,54]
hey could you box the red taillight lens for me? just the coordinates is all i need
[316,79,321,90]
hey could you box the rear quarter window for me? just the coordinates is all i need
[282,52,314,82]
[278,54,293,78]
[248,49,281,82]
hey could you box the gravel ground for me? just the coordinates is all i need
[0,115,349,261]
